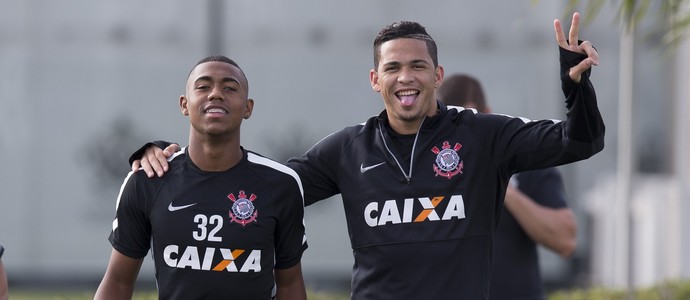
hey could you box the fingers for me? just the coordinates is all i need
[554,19,567,48]
[555,12,583,50]
[152,147,170,177]
[568,12,580,48]
[568,58,597,83]
[568,40,599,83]
[555,12,598,83]
[136,144,179,178]
[140,152,155,177]
[580,41,599,66]
[140,147,164,177]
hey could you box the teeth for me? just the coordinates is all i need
[206,108,226,113]
[397,90,418,96]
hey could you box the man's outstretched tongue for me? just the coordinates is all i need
[399,94,417,107]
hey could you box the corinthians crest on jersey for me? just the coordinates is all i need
[431,141,464,179]
[227,190,258,226]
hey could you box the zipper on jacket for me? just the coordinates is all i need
[378,119,425,184]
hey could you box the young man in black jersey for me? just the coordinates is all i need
[96,56,308,300]
[437,73,577,299]
[130,13,603,299]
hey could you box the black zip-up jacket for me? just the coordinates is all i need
[131,46,604,300]
[285,47,604,299]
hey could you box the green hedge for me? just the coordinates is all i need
[549,280,690,300]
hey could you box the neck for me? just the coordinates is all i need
[187,133,243,172]
[388,119,422,135]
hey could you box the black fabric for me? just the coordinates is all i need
[113,148,307,299]
[490,168,567,300]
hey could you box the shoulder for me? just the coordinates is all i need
[306,119,374,155]
[246,151,303,190]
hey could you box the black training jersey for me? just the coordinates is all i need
[287,47,604,299]
[490,168,567,300]
[110,147,307,299]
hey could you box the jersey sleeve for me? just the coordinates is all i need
[108,171,152,259]
[273,173,308,270]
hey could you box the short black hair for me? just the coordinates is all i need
[373,21,438,69]
[188,55,249,92]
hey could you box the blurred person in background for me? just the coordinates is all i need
[130,13,602,299]
[0,244,7,300]
[95,55,308,300]
[437,73,577,300]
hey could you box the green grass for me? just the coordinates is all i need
[10,280,690,299]
[8,289,349,300]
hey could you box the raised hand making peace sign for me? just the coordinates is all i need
[555,12,600,83]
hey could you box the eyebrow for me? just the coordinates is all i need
[382,59,430,68]
[193,76,241,85]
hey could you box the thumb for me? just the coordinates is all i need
[163,144,181,157]
[132,160,141,172]
[568,58,594,83]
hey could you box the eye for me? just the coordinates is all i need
[223,86,238,92]
[384,66,399,72]
[195,85,210,90]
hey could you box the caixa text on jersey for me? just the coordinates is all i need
[163,245,262,272]
[364,195,466,227]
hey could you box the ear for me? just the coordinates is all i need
[434,65,445,88]
[243,98,254,119]
[369,69,381,92]
[180,95,189,116]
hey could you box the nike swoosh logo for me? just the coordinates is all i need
[168,202,197,212]
[360,162,385,173]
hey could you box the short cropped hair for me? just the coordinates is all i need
[373,21,438,69]
[188,55,249,92]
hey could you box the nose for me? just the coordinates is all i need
[208,84,224,101]
[397,67,414,84]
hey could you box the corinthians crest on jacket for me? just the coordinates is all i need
[431,141,464,179]
[227,190,258,226]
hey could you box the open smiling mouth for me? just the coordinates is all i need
[205,108,228,115]
[396,90,419,107]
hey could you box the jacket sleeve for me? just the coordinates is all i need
[559,44,606,158]
[487,45,605,174]
[128,140,175,166]
[286,131,344,206]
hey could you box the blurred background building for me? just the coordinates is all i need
[0,0,688,294]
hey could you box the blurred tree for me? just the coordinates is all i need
[82,115,149,202]
[537,0,690,48]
